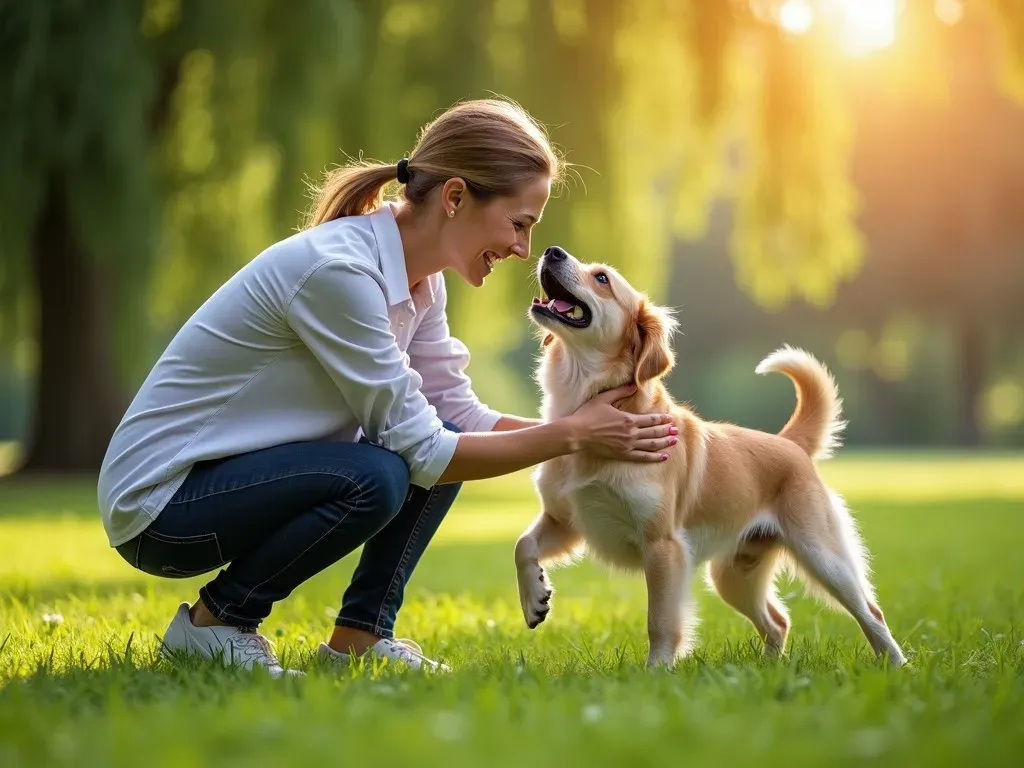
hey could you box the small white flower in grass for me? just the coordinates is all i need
[42,613,64,626]
[131,592,145,603]
[485,619,496,629]
[581,704,603,724]
[432,711,466,742]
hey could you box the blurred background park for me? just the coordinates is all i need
[2,0,1024,478]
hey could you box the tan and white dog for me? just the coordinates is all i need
[514,245,907,668]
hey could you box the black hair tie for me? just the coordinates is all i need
[396,158,411,184]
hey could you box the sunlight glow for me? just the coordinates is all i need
[834,0,898,56]
[775,0,902,56]
[778,0,814,35]
[934,0,964,27]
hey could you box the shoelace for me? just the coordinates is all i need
[385,638,432,666]
[230,631,280,666]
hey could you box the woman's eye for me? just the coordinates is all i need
[513,220,525,232]
[595,272,609,284]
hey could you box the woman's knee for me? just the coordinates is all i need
[361,447,410,519]
[359,420,460,519]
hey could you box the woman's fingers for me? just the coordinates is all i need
[633,437,677,452]
[624,449,670,463]
[635,423,677,440]
[631,412,673,427]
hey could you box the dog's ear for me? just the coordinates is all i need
[633,300,677,386]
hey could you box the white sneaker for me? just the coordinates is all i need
[317,637,450,672]
[160,602,303,678]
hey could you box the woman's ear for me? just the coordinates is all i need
[633,300,677,386]
[441,177,467,215]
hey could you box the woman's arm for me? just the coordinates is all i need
[438,385,675,485]
[437,420,574,484]
[492,415,542,431]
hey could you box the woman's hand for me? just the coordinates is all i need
[563,385,677,462]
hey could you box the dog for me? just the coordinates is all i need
[514,245,907,668]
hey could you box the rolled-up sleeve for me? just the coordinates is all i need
[407,276,503,433]
[286,258,458,488]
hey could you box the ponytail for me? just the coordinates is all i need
[303,161,398,229]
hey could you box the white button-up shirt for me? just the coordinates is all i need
[97,203,501,547]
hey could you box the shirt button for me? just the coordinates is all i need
[399,322,405,328]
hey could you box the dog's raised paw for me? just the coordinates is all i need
[518,561,553,629]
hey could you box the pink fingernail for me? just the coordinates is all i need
[669,427,678,436]
[670,437,678,446]
[661,454,668,461]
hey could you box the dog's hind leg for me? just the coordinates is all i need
[708,539,790,658]
[779,483,907,667]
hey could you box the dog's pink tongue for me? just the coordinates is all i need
[552,299,574,313]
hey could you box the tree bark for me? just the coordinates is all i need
[20,175,125,473]
[955,316,985,447]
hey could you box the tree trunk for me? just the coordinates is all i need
[20,175,125,473]
[955,316,985,447]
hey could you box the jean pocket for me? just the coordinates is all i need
[137,529,225,579]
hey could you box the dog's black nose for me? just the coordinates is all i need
[543,246,568,261]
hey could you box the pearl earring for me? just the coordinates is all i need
[448,209,455,218]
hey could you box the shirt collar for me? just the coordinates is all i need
[369,203,413,308]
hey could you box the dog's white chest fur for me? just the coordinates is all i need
[565,477,662,568]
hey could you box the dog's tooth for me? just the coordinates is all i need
[569,306,583,320]
[547,300,556,311]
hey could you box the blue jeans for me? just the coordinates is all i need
[114,425,462,635]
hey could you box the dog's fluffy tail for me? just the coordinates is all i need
[755,345,846,461]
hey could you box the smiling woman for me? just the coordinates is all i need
[95,97,679,679]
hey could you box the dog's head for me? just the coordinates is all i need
[529,245,678,387]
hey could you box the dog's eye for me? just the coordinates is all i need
[595,272,609,285]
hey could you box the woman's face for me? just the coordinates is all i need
[441,175,552,287]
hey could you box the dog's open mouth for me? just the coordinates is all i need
[531,268,592,328]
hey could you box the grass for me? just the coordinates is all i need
[1,452,1023,766]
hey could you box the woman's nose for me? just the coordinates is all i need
[512,233,531,260]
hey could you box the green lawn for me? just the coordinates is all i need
[1,453,1022,766]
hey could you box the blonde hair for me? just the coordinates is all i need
[303,98,563,228]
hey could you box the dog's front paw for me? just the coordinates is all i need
[645,648,679,669]
[517,560,553,629]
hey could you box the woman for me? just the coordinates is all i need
[98,99,677,677]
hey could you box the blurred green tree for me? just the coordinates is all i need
[0,0,356,470]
